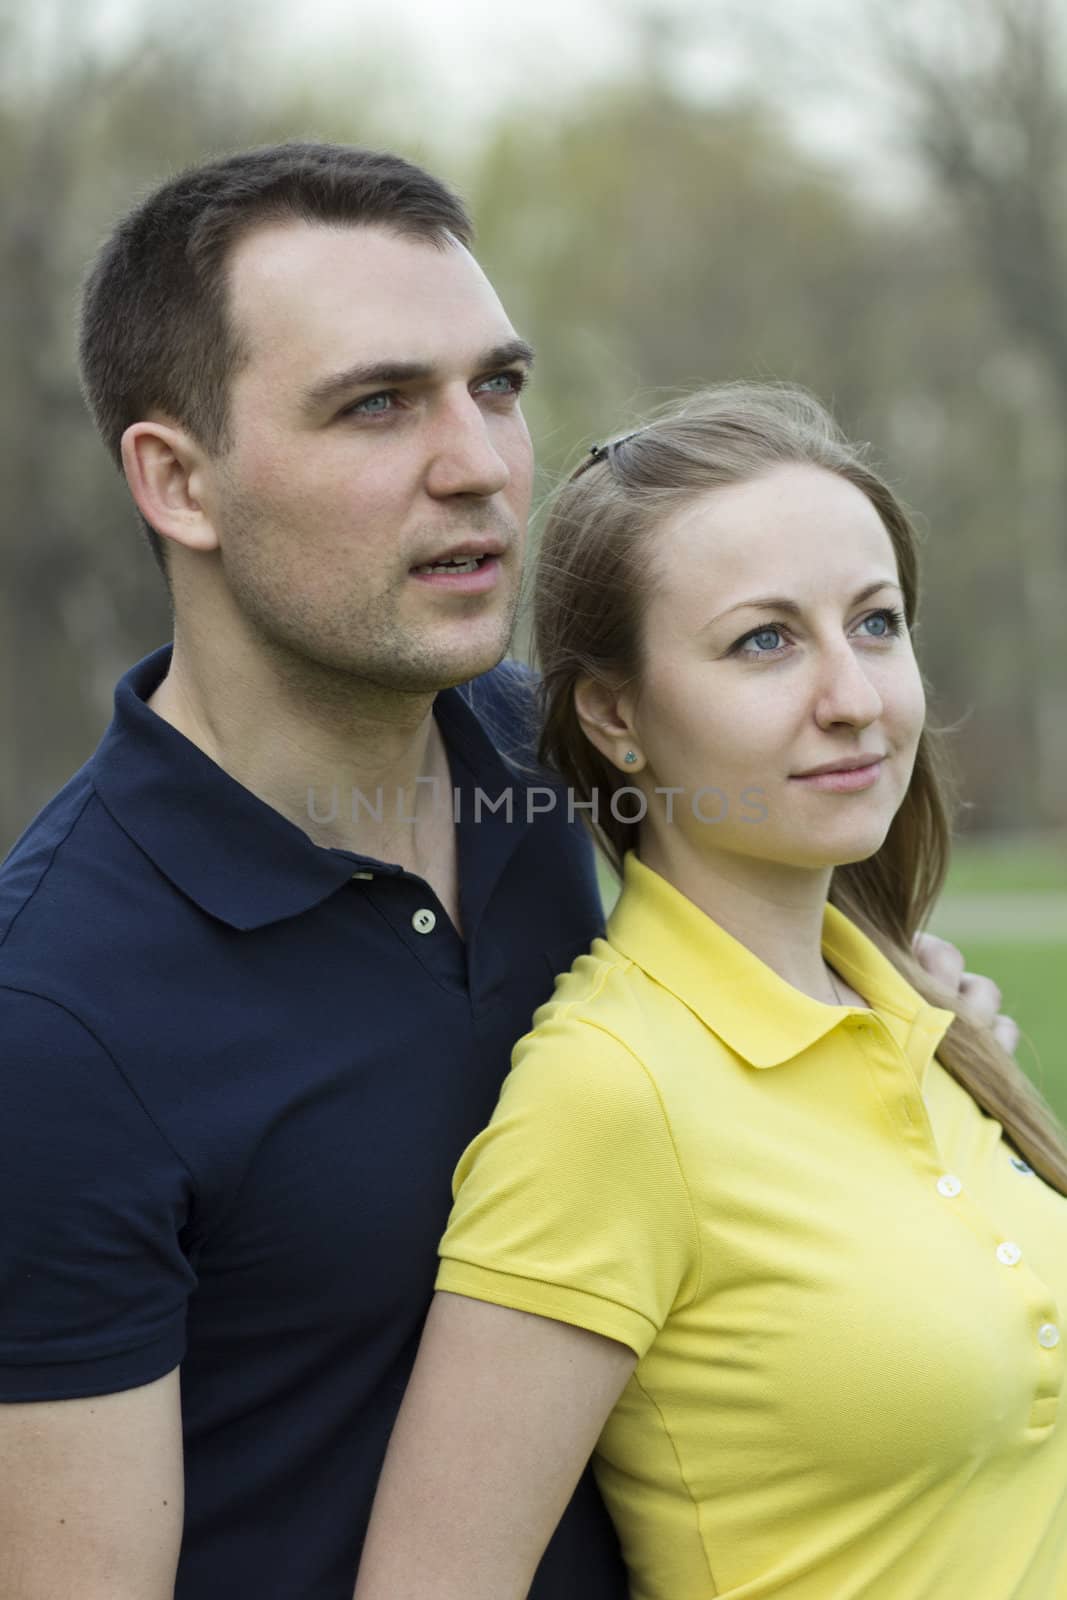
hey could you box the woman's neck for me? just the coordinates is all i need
[636,832,863,1007]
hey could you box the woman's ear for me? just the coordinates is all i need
[573,675,645,774]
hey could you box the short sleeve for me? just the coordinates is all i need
[436,1012,700,1357]
[0,986,196,1400]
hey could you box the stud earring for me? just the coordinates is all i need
[624,750,639,765]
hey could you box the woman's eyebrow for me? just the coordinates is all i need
[299,338,536,416]
[703,579,903,630]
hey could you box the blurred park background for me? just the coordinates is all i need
[3,0,1065,1107]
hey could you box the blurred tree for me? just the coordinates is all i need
[704,0,1067,827]
[2,0,1062,849]
[0,0,411,848]
[1,0,270,837]
[468,8,1067,833]
[468,76,1038,829]
[870,0,1067,825]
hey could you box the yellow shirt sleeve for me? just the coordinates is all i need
[436,1008,702,1358]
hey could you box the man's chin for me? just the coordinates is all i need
[368,636,515,697]
[434,640,513,692]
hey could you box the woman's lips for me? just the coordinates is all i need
[790,759,885,793]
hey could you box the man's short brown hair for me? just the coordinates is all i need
[78,142,473,583]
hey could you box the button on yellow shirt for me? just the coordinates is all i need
[437,852,1067,1599]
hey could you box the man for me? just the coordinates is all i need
[0,143,1012,1599]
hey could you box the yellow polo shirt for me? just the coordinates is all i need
[437,851,1067,1599]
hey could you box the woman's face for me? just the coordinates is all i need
[616,462,927,881]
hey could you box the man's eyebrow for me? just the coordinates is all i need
[299,338,536,416]
[703,579,903,630]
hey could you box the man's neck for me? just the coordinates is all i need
[146,639,451,872]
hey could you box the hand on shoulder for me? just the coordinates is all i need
[912,931,1019,1054]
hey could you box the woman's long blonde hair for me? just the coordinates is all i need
[534,382,1067,1195]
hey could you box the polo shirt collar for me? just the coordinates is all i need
[607,852,954,1069]
[91,645,531,933]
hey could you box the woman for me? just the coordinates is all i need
[353,384,1067,1599]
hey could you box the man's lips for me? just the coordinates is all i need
[409,553,504,593]
[410,538,506,573]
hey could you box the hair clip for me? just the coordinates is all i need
[587,429,640,465]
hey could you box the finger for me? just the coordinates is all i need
[957,971,1003,1028]
[991,1014,1021,1058]
[912,930,965,990]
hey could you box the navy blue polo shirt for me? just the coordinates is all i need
[0,644,627,1599]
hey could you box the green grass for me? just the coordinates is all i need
[954,940,1067,1124]
[905,836,1067,1122]
[943,835,1067,896]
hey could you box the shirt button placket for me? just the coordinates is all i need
[1029,1318,1063,1429]
[923,1145,1061,1421]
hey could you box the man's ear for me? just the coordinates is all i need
[120,421,220,555]
[573,674,644,774]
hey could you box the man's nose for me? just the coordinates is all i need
[423,393,512,499]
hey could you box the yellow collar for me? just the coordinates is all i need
[606,853,955,1070]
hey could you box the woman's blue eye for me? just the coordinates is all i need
[863,604,908,636]
[731,625,786,658]
[732,607,905,659]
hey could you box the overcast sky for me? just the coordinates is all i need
[261,0,909,190]
[17,0,915,198]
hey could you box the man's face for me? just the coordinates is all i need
[196,221,534,693]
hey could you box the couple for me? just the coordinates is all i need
[1,143,1064,1600]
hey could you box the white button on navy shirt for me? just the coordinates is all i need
[412,908,437,935]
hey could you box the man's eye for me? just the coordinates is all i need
[478,371,528,397]
[345,393,394,417]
